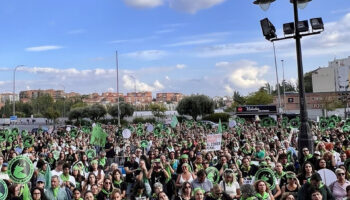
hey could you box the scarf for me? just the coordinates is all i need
[304,154,312,161]
[99,157,106,166]
[101,188,112,197]
[60,174,70,182]
[255,192,269,200]
[53,187,59,197]
[275,171,286,179]
[113,180,123,188]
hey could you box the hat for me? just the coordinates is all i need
[180,154,189,159]
[2,163,8,167]
[314,151,321,156]
[259,161,268,167]
[36,176,45,183]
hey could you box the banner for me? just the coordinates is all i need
[206,134,222,151]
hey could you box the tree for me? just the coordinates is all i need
[108,103,134,120]
[31,94,54,115]
[87,104,107,121]
[176,95,214,121]
[245,90,273,105]
[43,107,60,123]
[68,107,85,121]
[149,103,167,119]
[304,72,313,93]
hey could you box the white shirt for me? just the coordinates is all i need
[219,180,240,196]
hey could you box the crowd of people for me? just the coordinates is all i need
[1,117,350,200]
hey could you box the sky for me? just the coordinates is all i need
[0,0,349,97]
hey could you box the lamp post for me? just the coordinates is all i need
[254,0,324,156]
[272,42,282,118]
[281,59,286,110]
[129,75,137,107]
[59,84,66,118]
[116,51,121,127]
[13,65,24,117]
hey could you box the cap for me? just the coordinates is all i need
[2,163,8,167]
[314,151,321,155]
[36,176,45,183]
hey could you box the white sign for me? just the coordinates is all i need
[206,134,222,151]
[243,177,255,185]
[318,169,337,186]
[229,119,236,128]
[122,129,131,139]
[147,124,154,132]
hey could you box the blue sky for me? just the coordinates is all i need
[0,0,349,97]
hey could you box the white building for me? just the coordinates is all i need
[312,56,350,92]
[0,93,19,103]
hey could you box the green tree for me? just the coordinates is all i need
[149,103,167,119]
[87,104,107,121]
[245,90,273,105]
[176,95,214,121]
[43,107,60,123]
[304,72,313,93]
[31,94,54,115]
[108,103,134,120]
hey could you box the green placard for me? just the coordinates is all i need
[153,127,161,137]
[0,179,8,200]
[290,118,300,128]
[254,168,276,191]
[11,128,19,136]
[0,130,7,143]
[70,129,78,138]
[206,167,220,184]
[7,135,15,143]
[20,130,28,137]
[8,156,34,184]
[23,136,34,148]
[52,151,60,160]
[86,149,96,160]
[141,140,149,148]
[136,127,144,136]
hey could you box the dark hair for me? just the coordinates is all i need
[310,188,323,196]
[63,163,70,170]
[197,169,207,177]
[300,161,315,176]
[240,184,256,198]
[181,181,192,193]
[347,185,350,193]
[31,187,48,200]
[310,173,322,181]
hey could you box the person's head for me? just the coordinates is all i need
[275,162,283,173]
[279,153,288,164]
[181,181,192,194]
[51,175,60,189]
[112,169,123,181]
[211,184,223,199]
[36,176,45,189]
[335,168,346,181]
[302,148,310,156]
[91,160,98,170]
[311,189,323,200]
[254,180,269,193]
[281,193,295,200]
[286,172,297,184]
[240,184,256,198]
[31,187,44,200]
[310,173,322,188]
[103,178,112,190]
[182,163,190,172]
[158,191,169,200]
[111,189,122,200]
[340,152,347,161]
[72,188,81,200]
[224,169,236,183]
[63,163,70,175]
[55,160,65,171]
[196,169,207,183]
[85,172,96,184]
[153,182,163,194]
[84,191,94,200]
[193,188,205,200]
[242,157,250,167]
[303,162,315,174]
[318,159,326,169]
[91,184,99,195]
[134,181,145,195]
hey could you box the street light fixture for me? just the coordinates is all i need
[13,65,24,117]
[253,0,275,11]
[254,0,324,156]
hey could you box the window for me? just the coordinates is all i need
[288,98,294,103]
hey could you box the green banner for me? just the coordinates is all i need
[0,179,8,200]
[254,168,276,191]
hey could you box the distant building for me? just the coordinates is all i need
[0,93,19,103]
[312,56,350,92]
[156,93,183,103]
[19,89,65,102]
[125,92,152,105]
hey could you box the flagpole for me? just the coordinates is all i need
[116,51,121,127]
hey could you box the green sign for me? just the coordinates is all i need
[0,179,8,200]
[11,128,19,136]
[86,149,96,160]
[21,130,28,137]
[254,168,276,191]
[8,156,34,184]
[0,130,7,143]
[23,136,34,148]
[52,151,60,160]
[70,129,78,138]
[290,118,301,128]
[7,135,15,143]
[206,167,220,184]
[141,140,149,148]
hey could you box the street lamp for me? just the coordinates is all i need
[116,51,121,127]
[13,65,24,117]
[254,0,324,156]
[59,84,66,118]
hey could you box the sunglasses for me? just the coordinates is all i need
[337,173,345,176]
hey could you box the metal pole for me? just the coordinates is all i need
[281,59,286,110]
[116,51,121,127]
[59,84,65,118]
[272,42,282,119]
[13,65,22,117]
[292,0,314,156]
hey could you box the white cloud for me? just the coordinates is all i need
[166,39,216,47]
[169,0,226,14]
[176,64,186,69]
[122,75,164,92]
[216,60,269,89]
[224,85,233,94]
[123,50,167,60]
[165,76,170,80]
[107,88,114,92]
[155,29,175,34]
[123,0,163,8]
[25,45,63,52]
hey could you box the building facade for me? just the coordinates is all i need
[125,92,152,105]
[19,89,65,102]
[156,93,183,103]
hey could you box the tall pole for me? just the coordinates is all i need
[13,65,23,117]
[59,84,66,118]
[116,51,121,127]
[272,42,282,119]
[292,0,313,156]
[281,59,286,110]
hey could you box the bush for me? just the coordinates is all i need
[97,119,128,126]
[177,116,189,123]
[202,113,231,123]
[132,117,156,124]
